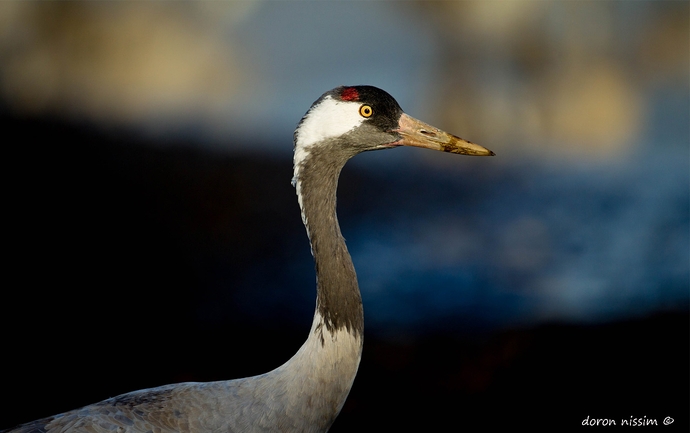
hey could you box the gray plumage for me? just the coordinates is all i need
[4,86,493,433]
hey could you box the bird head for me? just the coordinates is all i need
[293,85,495,160]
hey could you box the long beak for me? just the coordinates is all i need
[391,113,495,156]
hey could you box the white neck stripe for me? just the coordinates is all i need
[293,95,365,242]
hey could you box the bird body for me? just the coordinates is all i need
[11,311,359,433]
[4,86,493,433]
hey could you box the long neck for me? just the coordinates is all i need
[295,146,364,338]
[193,149,364,433]
[243,144,362,430]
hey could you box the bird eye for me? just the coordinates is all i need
[359,105,373,118]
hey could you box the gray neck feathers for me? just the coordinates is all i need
[294,142,364,339]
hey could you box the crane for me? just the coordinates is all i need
[4,85,494,433]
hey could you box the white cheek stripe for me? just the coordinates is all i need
[294,96,364,152]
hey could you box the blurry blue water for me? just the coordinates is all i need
[342,143,688,336]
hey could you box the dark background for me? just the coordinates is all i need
[2,114,687,432]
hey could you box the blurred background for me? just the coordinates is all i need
[1,1,687,431]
